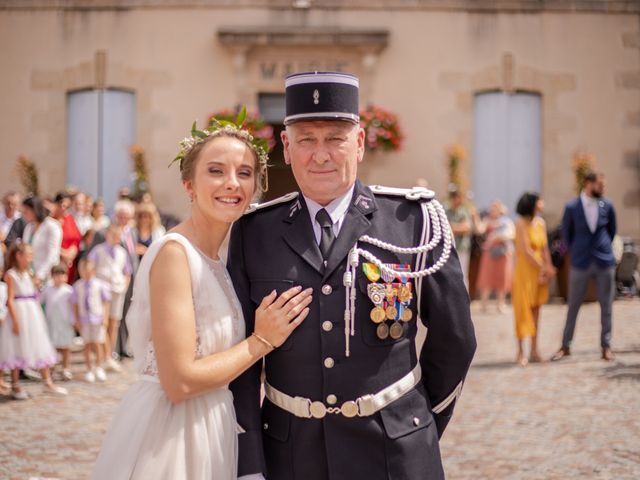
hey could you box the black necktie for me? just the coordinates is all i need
[315,208,335,260]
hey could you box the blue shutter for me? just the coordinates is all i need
[473,92,542,215]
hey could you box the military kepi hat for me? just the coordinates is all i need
[284,71,359,125]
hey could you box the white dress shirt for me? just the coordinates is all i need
[302,185,355,245]
[580,192,599,233]
[0,210,20,239]
[23,217,63,282]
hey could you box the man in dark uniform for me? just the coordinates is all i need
[229,71,476,480]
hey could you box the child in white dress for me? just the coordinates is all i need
[41,263,75,380]
[71,258,111,383]
[0,243,67,399]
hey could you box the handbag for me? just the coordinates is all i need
[489,244,507,258]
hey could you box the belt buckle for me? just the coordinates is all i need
[309,400,327,419]
[340,400,358,418]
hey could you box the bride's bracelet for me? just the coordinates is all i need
[251,332,275,351]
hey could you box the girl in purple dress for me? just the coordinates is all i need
[0,243,67,399]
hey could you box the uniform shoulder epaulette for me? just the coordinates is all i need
[368,185,435,201]
[244,191,299,215]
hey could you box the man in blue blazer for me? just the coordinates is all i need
[551,172,617,362]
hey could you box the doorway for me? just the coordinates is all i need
[258,93,298,201]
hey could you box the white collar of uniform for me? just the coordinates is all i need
[303,185,355,234]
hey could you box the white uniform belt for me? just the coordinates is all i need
[265,364,422,419]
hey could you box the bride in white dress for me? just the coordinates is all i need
[92,122,313,480]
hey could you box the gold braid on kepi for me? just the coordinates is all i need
[169,106,270,192]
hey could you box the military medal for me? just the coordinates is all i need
[389,322,404,339]
[397,284,412,303]
[367,283,385,305]
[367,283,386,324]
[381,263,411,283]
[370,306,386,323]
[385,283,396,302]
[385,304,398,320]
[339,191,456,357]
[363,263,381,282]
[376,323,389,340]
[365,263,414,343]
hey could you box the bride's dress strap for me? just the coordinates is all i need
[127,232,204,372]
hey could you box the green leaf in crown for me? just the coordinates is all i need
[170,106,272,191]
[236,106,247,128]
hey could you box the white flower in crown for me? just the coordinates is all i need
[170,106,270,192]
[179,137,197,150]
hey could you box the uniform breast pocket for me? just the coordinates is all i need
[357,275,413,347]
[250,279,295,350]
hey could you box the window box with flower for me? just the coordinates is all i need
[359,105,404,153]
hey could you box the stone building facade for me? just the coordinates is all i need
[0,0,638,238]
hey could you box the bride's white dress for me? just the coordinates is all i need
[92,233,245,480]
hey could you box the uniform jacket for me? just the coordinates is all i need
[228,181,476,480]
[561,197,616,269]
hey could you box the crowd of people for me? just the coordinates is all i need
[446,171,618,366]
[0,189,166,399]
[0,167,620,400]
[0,166,619,401]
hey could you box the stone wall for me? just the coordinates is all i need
[0,5,638,238]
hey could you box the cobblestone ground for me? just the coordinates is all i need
[0,299,637,479]
[441,298,640,480]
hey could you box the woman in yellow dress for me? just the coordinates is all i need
[512,192,556,366]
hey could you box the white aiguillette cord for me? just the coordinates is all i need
[342,200,452,357]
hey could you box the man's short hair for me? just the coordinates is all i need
[114,199,135,217]
[51,263,68,276]
[3,191,19,201]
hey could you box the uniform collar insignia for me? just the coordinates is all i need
[284,197,304,223]
[354,193,375,214]
[289,199,302,218]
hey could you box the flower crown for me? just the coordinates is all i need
[171,107,270,191]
